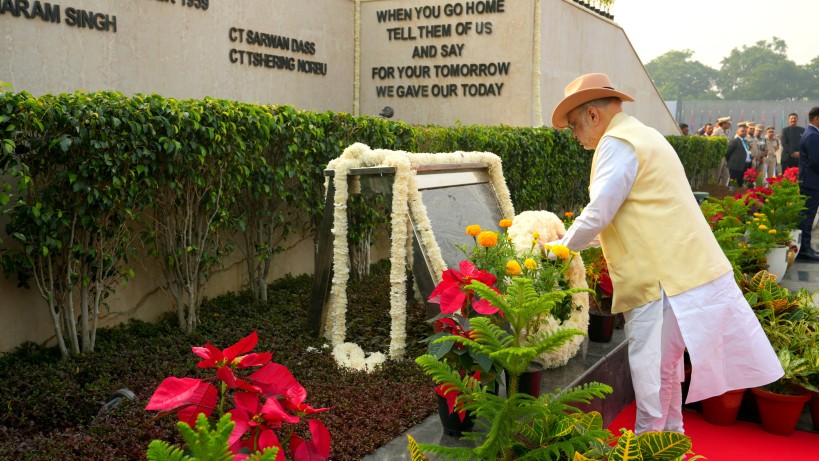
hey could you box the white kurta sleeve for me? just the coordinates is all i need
[560,136,638,251]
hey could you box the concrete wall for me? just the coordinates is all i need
[538,0,679,134]
[359,0,535,126]
[0,0,678,352]
[0,0,354,112]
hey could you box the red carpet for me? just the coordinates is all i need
[608,402,819,460]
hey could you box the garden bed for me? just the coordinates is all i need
[0,260,435,460]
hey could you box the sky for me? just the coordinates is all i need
[609,0,817,69]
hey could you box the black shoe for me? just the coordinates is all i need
[795,248,819,262]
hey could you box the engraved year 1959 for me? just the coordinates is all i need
[156,0,209,11]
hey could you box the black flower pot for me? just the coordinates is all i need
[588,311,616,343]
[436,394,473,437]
[505,361,545,398]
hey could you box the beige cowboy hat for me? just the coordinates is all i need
[551,73,635,129]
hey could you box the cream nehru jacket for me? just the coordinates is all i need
[592,113,732,313]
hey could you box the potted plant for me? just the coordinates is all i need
[748,280,819,435]
[581,247,616,342]
[414,276,700,460]
[425,258,505,436]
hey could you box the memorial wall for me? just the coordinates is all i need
[0,0,677,351]
[0,0,354,112]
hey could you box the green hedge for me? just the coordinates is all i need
[0,89,720,343]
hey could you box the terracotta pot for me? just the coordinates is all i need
[588,311,616,343]
[506,361,544,398]
[810,390,819,431]
[751,387,810,436]
[701,389,746,426]
[436,394,473,437]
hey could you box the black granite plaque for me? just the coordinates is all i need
[419,183,503,269]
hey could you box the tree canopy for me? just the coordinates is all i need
[646,37,818,101]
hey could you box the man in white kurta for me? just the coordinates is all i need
[549,73,783,434]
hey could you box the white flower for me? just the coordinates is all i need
[305,346,318,353]
[508,210,590,369]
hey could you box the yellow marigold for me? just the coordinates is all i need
[532,232,540,239]
[564,211,574,218]
[753,212,763,217]
[466,224,481,236]
[769,229,777,234]
[550,244,571,260]
[499,218,513,228]
[477,231,498,248]
[758,225,768,230]
[753,218,760,222]
[506,260,522,276]
[524,258,537,270]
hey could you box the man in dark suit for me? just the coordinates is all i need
[726,122,751,186]
[796,107,819,261]
[781,112,805,170]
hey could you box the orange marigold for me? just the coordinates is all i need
[564,211,575,218]
[466,224,482,236]
[477,231,498,248]
[499,218,513,228]
[506,260,522,276]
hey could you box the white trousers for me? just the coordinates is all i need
[624,291,686,435]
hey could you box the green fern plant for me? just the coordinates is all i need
[147,413,280,461]
[413,277,702,460]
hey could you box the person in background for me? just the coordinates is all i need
[760,126,779,179]
[549,73,782,435]
[703,123,713,136]
[726,122,752,187]
[678,123,689,135]
[746,123,760,173]
[781,112,805,170]
[712,117,731,185]
[753,123,765,175]
[796,107,819,262]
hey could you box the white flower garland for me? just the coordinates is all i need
[507,210,590,369]
[325,144,514,371]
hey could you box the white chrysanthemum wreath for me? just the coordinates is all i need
[507,210,590,369]
[324,144,587,372]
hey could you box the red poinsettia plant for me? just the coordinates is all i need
[581,247,613,314]
[425,259,505,421]
[145,331,331,460]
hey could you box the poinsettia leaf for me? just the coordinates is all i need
[145,377,209,411]
[223,331,259,362]
[470,349,493,372]
[237,352,273,368]
[429,339,454,359]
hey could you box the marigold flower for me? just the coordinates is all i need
[506,260,522,276]
[550,245,571,260]
[758,225,768,230]
[769,229,777,234]
[524,258,537,270]
[532,232,540,239]
[564,211,574,218]
[499,218,513,228]
[477,231,498,247]
[466,224,481,236]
